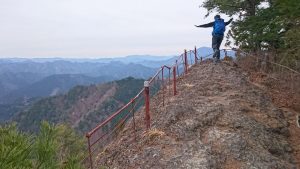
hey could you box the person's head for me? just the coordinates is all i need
[214,15,221,20]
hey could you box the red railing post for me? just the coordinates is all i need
[131,99,136,141]
[161,67,164,106]
[173,66,177,96]
[161,67,164,87]
[168,68,171,95]
[176,60,179,76]
[189,50,193,65]
[144,81,150,129]
[194,46,198,64]
[86,135,93,169]
[184,49,188,74]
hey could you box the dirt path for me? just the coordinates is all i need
[97,61,299,169]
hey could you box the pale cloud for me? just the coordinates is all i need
[0,0,230,58]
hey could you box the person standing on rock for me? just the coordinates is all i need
[195,15,233,63]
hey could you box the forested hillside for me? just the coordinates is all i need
[0,60,156,123]
[13,77,144,133]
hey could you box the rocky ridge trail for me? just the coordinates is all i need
[98,61,299,169]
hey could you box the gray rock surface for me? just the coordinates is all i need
[97,61,297,169]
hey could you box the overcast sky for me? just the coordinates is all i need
[0,0,231,58]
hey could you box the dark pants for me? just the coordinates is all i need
[212,35,223,60]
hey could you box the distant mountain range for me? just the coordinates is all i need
[0,47,235,68]
[0,62,156,103]
[0,54,173,63]
[0,47,235,123]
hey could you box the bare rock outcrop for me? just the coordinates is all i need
[98,61,298,169]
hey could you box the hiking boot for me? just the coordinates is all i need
[214,57,221,64]
[213,57,218,63]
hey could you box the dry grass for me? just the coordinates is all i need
[182,83,195,88]
[224,55,233,61]
[237,55,300,111]
[142,128,165,144]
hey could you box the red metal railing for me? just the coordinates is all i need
[84,88,145,168]
[83,47,233,168]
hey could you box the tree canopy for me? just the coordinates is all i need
[202,0,300,68]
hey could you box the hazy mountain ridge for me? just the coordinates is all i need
[0,55,173,64]
[1,74,114,104]
[0,72,45,97]
[0,47,235,68]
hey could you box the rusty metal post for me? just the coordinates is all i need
[176,60,179,76]
[189,50,193,65]
[161,67,164,88]
[173,66,177,96]
[86,135,93,169]
[194,46,198,64]
[144,81,150,129]
[168,68,171,95]
[131,99,136,141]
[161,67,164,106]
[184,49,188,74]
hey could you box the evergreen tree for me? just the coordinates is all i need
[202,0,300,68]
[0,122,85,169]
[0,123,33,169]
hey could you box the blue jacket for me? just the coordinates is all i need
[195,18,233,36]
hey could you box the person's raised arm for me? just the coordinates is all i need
[195,21,214,28]
[225,18,233,26]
